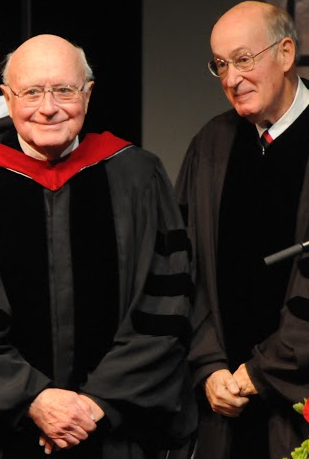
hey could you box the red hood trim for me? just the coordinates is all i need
[0,131,132,190]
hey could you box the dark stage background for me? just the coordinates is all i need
[0,1,142,146]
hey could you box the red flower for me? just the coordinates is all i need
[303,399,309,423]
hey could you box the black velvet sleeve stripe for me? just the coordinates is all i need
[286,296,309,321]
[131,310,191,349]
[155,229,190,256]
[144,272,192,297]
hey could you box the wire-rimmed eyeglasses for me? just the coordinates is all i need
[208,41,281,77]
[7,84,87,107]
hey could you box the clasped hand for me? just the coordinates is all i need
[205,364,257,417]
[28,388,104,454]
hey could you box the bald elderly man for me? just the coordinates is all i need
[0,34,196,459]
[169,2,309,459]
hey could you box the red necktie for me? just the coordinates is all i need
[260,130,273,153]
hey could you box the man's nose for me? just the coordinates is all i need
[39,90,58,110]
[224,64,244,88]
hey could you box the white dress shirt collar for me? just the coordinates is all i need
[17,134,79,161]
[256,77,309,139]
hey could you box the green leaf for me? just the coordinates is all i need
[289,439,309,459]
[293,402,305,415]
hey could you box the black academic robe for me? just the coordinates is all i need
[0,116,13,144]
[170,98,309,459]
[0,131,197,459]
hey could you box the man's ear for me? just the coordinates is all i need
[280,37,295,72]
[84,81,95,113]
[0,85,13,117]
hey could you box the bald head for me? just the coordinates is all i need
[210,2,273,56]
[214,0,274,22]
[211,1,298,58]
[2,34,93,89]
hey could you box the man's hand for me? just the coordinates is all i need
[37,393,105,455]
[233,363,258,396]
[38,434,56,455]
[29,388,97,451]
[78,394,105,422]
[205,369,249,417]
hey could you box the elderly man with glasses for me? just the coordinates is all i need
[0,34,197,459]
[168,2,309,459]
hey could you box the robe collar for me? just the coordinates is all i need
[0,131,132,190]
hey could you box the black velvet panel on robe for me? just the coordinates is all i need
[0,168,53,376]
[69,162,119,386]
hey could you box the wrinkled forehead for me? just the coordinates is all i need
[8,44,85,87]
[210,2,269,53]
[210,8,270,56]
